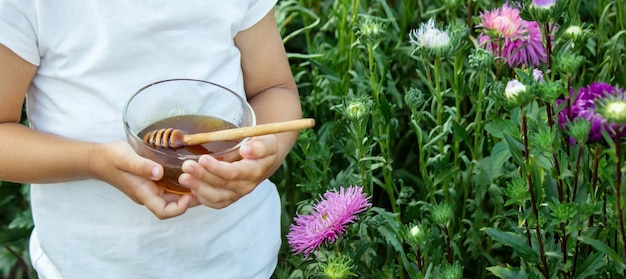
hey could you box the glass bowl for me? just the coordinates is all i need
[123,79,256,194]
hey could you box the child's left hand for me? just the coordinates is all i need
[178,134,278,209]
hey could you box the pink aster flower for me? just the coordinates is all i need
[477,4,548,68]
[557,82,626,142]
[476,4,527,39]
[287,186,372,257]
[501,21,547,67]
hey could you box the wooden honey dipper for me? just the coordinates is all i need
[143,118,315,149]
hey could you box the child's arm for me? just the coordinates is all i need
[238,7,302,174]
[178,8,302,208]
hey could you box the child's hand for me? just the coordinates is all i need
[178,135,278,209]
[92,142,199,219]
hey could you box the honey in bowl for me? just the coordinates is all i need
[138,115,241,194]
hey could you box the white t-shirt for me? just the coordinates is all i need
[0,1,281,278]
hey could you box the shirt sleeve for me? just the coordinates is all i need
[238,0,278,31]
[0,0,40,65]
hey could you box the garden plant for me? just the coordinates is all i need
[2,0,626,278]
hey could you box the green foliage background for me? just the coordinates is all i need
[2,0,626,278]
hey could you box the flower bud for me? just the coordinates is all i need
[597,97,626,124]
[537,79,564,103]
[320,254,355,279]
[406,223,427,245]
[530,127,554,153]
[555,52,585,74]
[531,0,556,10]
[503,177,529,206]
[354,16,389,49]
[527,0,559,23]
[345,100,368,121]
[568,118,591,143]
[340,97,371,122]
[404,88,425,112]
[405,222,430,250]
[469,47,495,71]
[505,79,526,100]
[563,25,583,39]
[431,203,454,226]
[439,262,463,279]
[548,201,578,223]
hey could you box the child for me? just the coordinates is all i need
[0,0,301,278]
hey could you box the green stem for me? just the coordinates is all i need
[572,144,584,200]
[522,110,550,279]
[367,43,398,216]
[614,127,626,260]
[433,57,449,203]
[443,225,453,263]
[474,73,486,159]
[355,120,371,193]
[340,0,360,94]
[462,72,486,222]
[413,118,434,202]
[543,22,553,80]
[453,54,463,168]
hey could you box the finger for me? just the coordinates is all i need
[190,185,238,209]
[165,193,201,208]
[239,135,278,159]
[132,183,191,219]
[180,158,227,188]
[162,192,201,207]
[143,193,192,220]
[179,162,243,208]
[179,166,240,203]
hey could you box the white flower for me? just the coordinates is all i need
[410,225,420,237]
[409,18,451,50]
[505,79,526,99]
[564,25,583,37]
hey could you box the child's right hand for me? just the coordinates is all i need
[89,142,199,219]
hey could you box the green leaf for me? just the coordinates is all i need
[487,265,528,279]
[578,235,626,270]
[485,119,519,138]
[489,141,512,180]
[8,209,33,230]
[376,224,403,253]
[574,252,606,279]
[483,228,540,262]
[476,156,494,187]
[452,120,471,148]
[503,132,525,168]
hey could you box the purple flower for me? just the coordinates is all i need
[287,186,372,257]
[557,82,626,142]
[532,0,557,9]
[477,4,548,68]
[533,68,545,82]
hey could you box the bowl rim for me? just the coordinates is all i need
[122,78,256,159]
